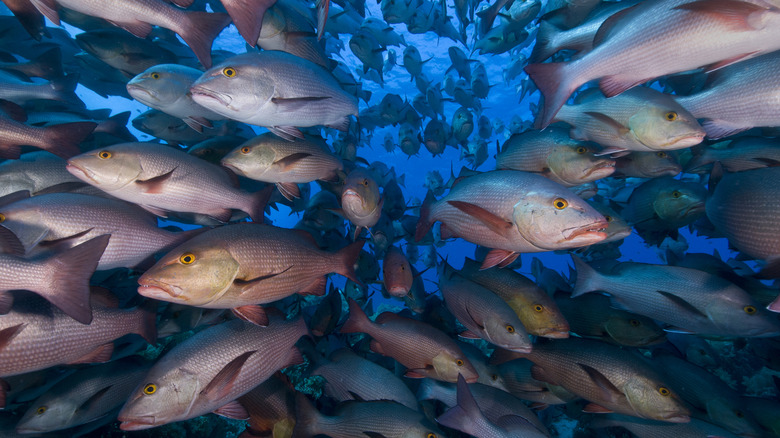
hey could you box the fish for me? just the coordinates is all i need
[190,51,358,140]
[685,137,780,173]
[341,167,384,239]
[0,229,109,324]
[137,223,363,325]
[415,170,608,269]
[496,127,615,187]
[221,132,343,201]
[589,414,740,438]
[571,256,780,337]
[66,142,270,222]
[552,87,705,155]
[127,64,225,132]
[382,245,413,297]
[341,298,479,383]
[526,0,780,129]
[497,358,579,407]
[0,47,62,80]
[29,0,231,68]
[237,373,296,438]
[614,151,682,178]
[75,28,179,78]
[220,0,279,47]
[118,315,308,430]
[256,0,331,68]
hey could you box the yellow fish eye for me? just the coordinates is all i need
[658,387,671,396]
[576,146,587,154]
[656,151,668,158]
[506,324,515,333]
[604,215,613,223]
[222,67,236,77]
[491,374,498,381]
[427,434,437,438]
[179,253,196,264]
[735,410,745,418]
[240,146,251,154]
[665,112,678,121]
[671,190,682,198]
[143,383,157,395]
[553,198,568,210]
[36,406,47,415]
[151,72,160,79]
[456,359,464,366]
[743,305,757,315]
[98,151,112,159]
[0,213,5,223]
[534,304,544,312]
[361,179,369,186]
[629,319,641,327]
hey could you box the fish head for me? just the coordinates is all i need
[631,151,683,177]
[137,239,240,306]
[126,65,194,106]
[588,203,632,244]
[548,144,616,186]
[512,190,608,250]
[119,367,201,431]
[706,398,763,437]
[623,377,690,423]
[382,249,413,296]
[483,317,533,353]
[66,146,143,192]
[190,54,274,119]
[652,182,707,224]
[603,313,666,346]
[220,139,277,180]
[16,399,78,434]
[431,350,479,383]
[342,169,382,223]
[508,297,570,339]
[629,104,705,151]
[705,293,780,338]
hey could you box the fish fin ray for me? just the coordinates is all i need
[200,350,256,400]
[656,290,709,319]
[446,200,513,236]
[231,305,269,326]
[213,400,250,420]
[67,343,114,364]
[135,168,176,194]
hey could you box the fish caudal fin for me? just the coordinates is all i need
[569,255,601,298]
[414,190,436,242]
[335,240,365,285]
[291,393,323,438]
[42,121,97,159]
[529,20,563,63]
[340,297,371,334]
[247,184,274,223]
[179,11,232,69]
[524,61,575,130]
[134,299,158,344]
[43,234,111,324]
[436,374,484,433]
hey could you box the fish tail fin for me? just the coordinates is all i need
[414,190,436,242]
[135,299,158,344]
[340,297,371,334]
[570,255,601,298]
[179,11,232,69]
[41,121,97,159]
[222,0,275,46]
[529,19,563,63]
[436,375,484,432]
[524,61,575,130]
[43,234,111,324]
[335,239,365,285]
[247,184,274,223]
[291,393,323,438]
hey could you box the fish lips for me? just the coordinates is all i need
[118,416,157,431]
[561,219,609,246]
[137,276,185,301]
[190,84,232,109]
[661,131,706,149]
[126,83,159,103]
[584,160,616,179]
[65,161,97,184]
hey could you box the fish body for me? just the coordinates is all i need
[615,151,682,178]
[621,176,706,235]
[118,316,307,430]
[590,414,740,438]
[686,137,780,173]
[256,1,331,68]
[75,29,179,77]
[382,245,413,297]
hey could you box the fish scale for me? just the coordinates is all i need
[302,400,436,437]
[0,153,85,197]
[0,295,153,377]
[119,317,307,429]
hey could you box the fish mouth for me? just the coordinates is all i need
[562,219,609,244]
[119,416,157,431]
[126,83,158,102]
[662,132,706,148]
[534,327,570,339]
[66,161,97,184]
[137,277,185,301]
[508,345,534,354]
[661,414,690,424]
[680,202,706,218]
[190,85,232,108]
[584,160,616,178]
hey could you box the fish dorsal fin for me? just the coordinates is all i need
[135,168,176,194]
[577,363,622,403]
[656,290,708,319]
[673,0,767,32]
[0,323,26,353]
[446,200,513,236]
[200,350,256,400]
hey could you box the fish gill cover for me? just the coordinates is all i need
[0,0,779,437]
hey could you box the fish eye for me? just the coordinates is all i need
[629,319,641,327]
[671,190,682,198]
[456,359,464,366]
[151,72,160,79]
[427,434,437,438]
[143,383,157,395]
[735,410,745,418]
[506,324,515,333]
[576,146,587,154]
[553,198,568,210]
[0,213,4,223]
[743,305,757,315]
[658,387,671,396]
[222,67,237,77]
[604,215,613,223]
[656,151,668,158]
[179,253,196,264]
[361,179,369,186]
[240,146,251,154]
[98,151,112,159]
[534,304,544,312]
[665,112,678,121]
[35,406,47,415]
[491,374,498,381]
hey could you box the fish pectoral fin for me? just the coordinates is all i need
[481,249,519,270]
[446,200,513,236]
[363,433,390,438]
[200,350,256,401]
[182,117,205,133]
[347,391,366,401]
[30,0,61,25]
[530,365,559,385]
[757,256,780,279]
[458,330,481,339]
[273,153,313,171]
[76,385,113,414]
[271,96,332,113]
[583,112,630,136]
[655,290,709,319]
[111,20,153,38]
[33,181,90,196]
[0,323,26,352]
[235,265,294,294]
[139,205,169,218]
[213,400,249,420]
[135,168,176,194]
[67,343,114,365]
[231,305,269,327]
[268,126,304,141]
[577,363,623,403]
[369,339,385,355]
[582,403,614,414]
[753,157,780,167]
[37,228,94,250]
[298,276,328,296]
[404,368,430,379]
[276,182,301,201]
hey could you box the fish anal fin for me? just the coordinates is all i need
[213,400,249,420]
[583,403,613,414]
[276,182,301,201]
[232,305,269,327]
[77,385,113,414]
[298,276,327,296]
[481,249,518,270]
[446,200,513,236]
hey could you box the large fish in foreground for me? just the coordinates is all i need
[190,51,358,141]
[118,315,307,430]
[415,170,607,269]
[526,0,780,129]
